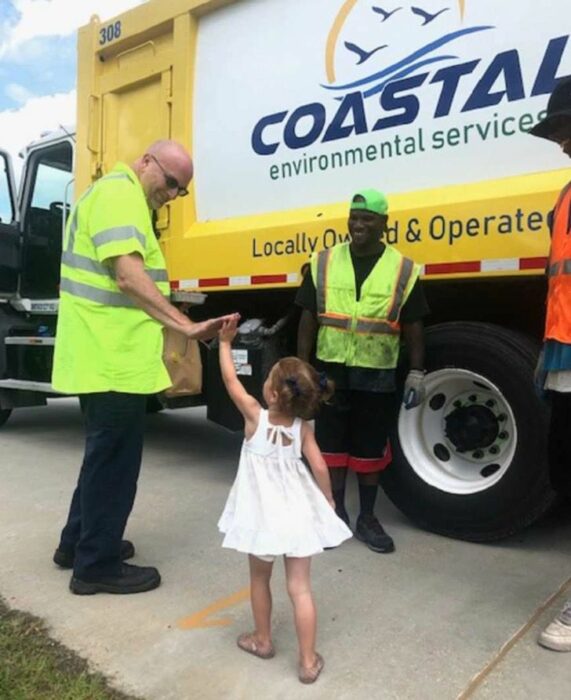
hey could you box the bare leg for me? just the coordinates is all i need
[245,555,274,652]
[284,556,318,669]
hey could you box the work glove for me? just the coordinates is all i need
[533,346,548,400]
[403,369,426,410]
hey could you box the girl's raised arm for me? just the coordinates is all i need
[301,421,335,508]
[218,319,260,428]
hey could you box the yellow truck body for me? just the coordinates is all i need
[76,0,569,292]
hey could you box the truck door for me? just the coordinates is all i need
[18,139,74,299]
[103,71,172,235]
[87,32,174,234]
[0,149,19,297]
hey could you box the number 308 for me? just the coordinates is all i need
[99,21,122,45]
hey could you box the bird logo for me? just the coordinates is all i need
[344,41,388,65]
[325,1,493,100]
[410,6,450,25]
[372,6,402,21]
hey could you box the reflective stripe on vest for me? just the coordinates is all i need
[548,259,571,277]
[354,319,400,335]
[92,226,146,250]
[318,315,400,336]
[316,247,332,317]
[545,181,571,342]
[387,257,414,322]
[60,278,139,307]
[61,250,168,283]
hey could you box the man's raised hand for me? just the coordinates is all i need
[186,313,240,341]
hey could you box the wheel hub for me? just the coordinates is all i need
[444,405,499,452]
[398,369,517,495]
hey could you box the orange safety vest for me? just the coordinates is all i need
[545,181,571,342]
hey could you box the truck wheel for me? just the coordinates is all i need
[0,408,12,428]
[380,322,555,541]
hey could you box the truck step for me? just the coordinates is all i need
[5,336,55,346]
[0,379,62,393]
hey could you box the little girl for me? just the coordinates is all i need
[217,317,352,684]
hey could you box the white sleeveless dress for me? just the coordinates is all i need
[218,409,352,558]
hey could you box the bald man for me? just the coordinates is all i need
[52,141,238,595]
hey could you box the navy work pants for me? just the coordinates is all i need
[58,392,147,579]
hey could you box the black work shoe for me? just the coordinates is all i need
[355,515,395,553]
[69,563,161,595]
[53,540,135,569]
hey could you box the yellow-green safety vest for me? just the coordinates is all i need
[52,162,171,394]
[311,242,419,369]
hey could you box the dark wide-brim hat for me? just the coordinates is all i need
[531,76,571,140]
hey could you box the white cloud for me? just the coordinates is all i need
[0,0,148,182]
[0,0,147,59]
[0,90,76,180]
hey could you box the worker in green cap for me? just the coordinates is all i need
[296,189,429,553]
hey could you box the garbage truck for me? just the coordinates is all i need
[0,0,569,541]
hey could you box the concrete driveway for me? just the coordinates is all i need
[1,399,570,699]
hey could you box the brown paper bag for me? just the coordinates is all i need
[162,328,203,397]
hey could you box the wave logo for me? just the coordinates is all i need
[251,0,569,156]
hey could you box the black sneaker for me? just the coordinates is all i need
[70,563,161,595]
[355,515,395,553]
[53,540,135,569]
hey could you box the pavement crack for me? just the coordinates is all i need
[456,575,571,699]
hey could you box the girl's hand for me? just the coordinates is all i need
[185,313,240,341]
[219,317,239,343]
[327,496,335,509]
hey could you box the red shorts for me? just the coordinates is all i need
[315,390,396,473]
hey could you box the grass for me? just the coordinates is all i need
[0,597,142,700]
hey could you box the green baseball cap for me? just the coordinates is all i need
[350,189,389,215]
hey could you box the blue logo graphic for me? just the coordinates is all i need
[251,1,570,157]
[325,3,492,102]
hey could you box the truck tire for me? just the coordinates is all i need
[380,322,555,541]
[0,408,12,428]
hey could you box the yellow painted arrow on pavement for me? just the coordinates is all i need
[177,587,250,630]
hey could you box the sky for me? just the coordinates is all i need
[0,0,146,182]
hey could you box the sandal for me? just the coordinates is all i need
[298,652,324,684]
[236,632,275,659]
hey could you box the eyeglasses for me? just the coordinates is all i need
[147,153,189,197]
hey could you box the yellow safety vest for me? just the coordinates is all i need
[52,162,171,394]
[311,242,419,369]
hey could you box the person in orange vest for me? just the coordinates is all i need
[531,75,571,652]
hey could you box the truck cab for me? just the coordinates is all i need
[0,130,74,425]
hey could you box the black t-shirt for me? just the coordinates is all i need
[295,247,429,392]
